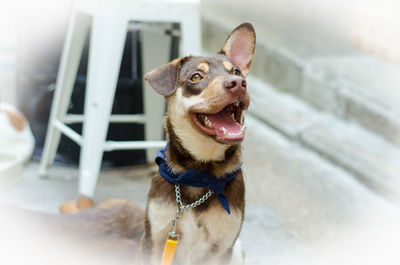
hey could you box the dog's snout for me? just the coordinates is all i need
[224,77,247,96]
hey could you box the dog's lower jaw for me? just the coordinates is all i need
[167,95,230,163]
[177,123,229,162]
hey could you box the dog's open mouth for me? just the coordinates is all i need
[190,101,245,144]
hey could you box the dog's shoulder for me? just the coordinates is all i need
[147,172,175,203]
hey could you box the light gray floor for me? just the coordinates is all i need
[1,115,400,265]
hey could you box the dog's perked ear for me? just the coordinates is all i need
[144,58,183,96]
[220,22,256,77]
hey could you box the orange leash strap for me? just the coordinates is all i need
[161,233,179,265]
[161,207,182,265]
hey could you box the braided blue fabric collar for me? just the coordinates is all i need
[155,148,240,214]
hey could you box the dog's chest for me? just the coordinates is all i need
[148,199,242,263]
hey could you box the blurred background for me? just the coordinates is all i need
[0,0,400,264]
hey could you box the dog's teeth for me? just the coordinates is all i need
[204,116,212,128]
[231,113,235,120]
[222,127,227,135]
[241,125,246,132]
[234,101,239,107]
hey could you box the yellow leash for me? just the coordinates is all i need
[161,234,179,265]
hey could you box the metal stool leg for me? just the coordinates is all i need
[180,8,201,55]
[39,11,91,177]
[79,12,128,198]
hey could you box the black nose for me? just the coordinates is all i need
[224,77,247,96]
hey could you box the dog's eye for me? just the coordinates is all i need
[232,68,241,76]
[190,73,203,82]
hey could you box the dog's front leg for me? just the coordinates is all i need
[218,247,233,265]
[139,233,152,265]
[139,218,167,265]
[227,239,245,265]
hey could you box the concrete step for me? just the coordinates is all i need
[243,115,400,265]
[201,13,400,148]
[302,56,400,147]
[247,76,400,202]
[246,77,319,139]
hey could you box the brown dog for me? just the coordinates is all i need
[7,22,256,265]
[140,23,256,265]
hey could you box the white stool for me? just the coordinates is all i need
[39,0,201,198]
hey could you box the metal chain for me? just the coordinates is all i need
[169,185,213,238]
[174,185,213,210]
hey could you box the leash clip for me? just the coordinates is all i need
[170,206,183,238]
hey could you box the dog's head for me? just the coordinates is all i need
[145,23,256,162]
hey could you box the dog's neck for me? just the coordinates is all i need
[164,118,242,178]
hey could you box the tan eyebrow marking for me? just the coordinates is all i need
[223,61,234,71]
[197,62,209,73]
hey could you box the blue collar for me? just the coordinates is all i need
[155,148,240,214]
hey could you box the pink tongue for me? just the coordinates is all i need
[206,110,242,138]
